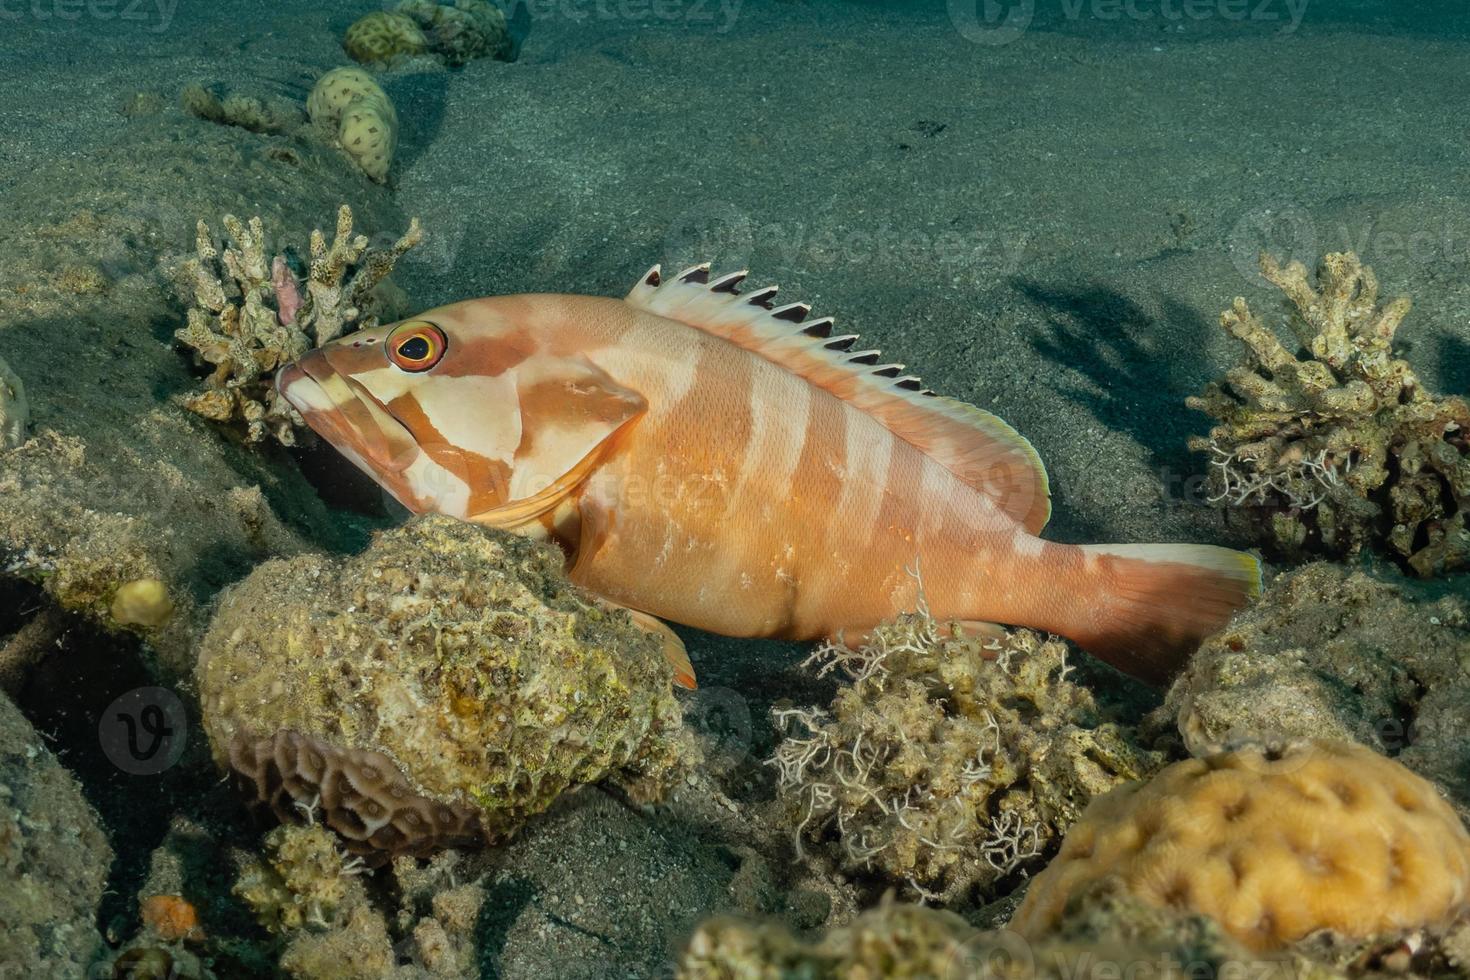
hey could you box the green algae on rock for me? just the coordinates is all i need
[768,610,1162,904]
[197,515,693,861]
[174,205,422,445]
[1189,251,1470,576]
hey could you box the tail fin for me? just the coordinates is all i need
[1073,543,1261,684]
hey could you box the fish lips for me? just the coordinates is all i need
[276,351,419,475]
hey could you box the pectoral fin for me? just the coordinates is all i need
[590,594,697,690]
[467,354,645,527]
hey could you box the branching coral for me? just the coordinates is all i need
[767,599,1161,904]
[235,821,367,934]
[235,817,486,980]
[173,205,423,444]
[1189,251,1470,575]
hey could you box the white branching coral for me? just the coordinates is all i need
[173,205,423,444]
[767,607,1161,904]
[1190,251,1470,575]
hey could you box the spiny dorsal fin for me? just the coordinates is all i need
[626,263,1051,532]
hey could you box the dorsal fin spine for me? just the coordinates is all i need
[623,264,1052,531]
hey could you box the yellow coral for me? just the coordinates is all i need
[110,578,174,629]
[1011,739,1470,951]
[342,11,428,66]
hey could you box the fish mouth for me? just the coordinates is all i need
[276,351,419,474]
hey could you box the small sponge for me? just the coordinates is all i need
[306,67,399,183]
[1011,739,1470,951]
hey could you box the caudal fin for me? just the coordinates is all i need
[1073,543,1261,684]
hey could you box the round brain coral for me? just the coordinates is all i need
[196,515,690,861]
[342,11,429,66]
[1011,739,1470,951]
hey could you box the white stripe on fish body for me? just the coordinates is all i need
[404,454,472,518]
[833,404,891,555]
[731,366,811,522]
[384,369,522,469]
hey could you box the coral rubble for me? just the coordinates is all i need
[306,68,400,183]
[1011,739,1470,952]
[235,821,485,979]
[768,610,1161,904]
[0,352,27,450]
[174,205,422,444]
[197,515,692,860]
[1189,251,1470,576]
[180,83,305,135]
[1160,561,1470,805]
[0,689,112,975]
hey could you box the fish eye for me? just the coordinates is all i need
[386,321,448,373]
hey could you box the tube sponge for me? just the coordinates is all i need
[306,67,398,183]
[1011,739,1470,951]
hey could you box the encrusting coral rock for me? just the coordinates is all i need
[768,604,1161,903]
[0,689,112,976]
[174,205,421,444]
[1190,251,1470,576]
[0,353,27,450]
[306,68,399,183]
[393,0,513,66]
[1160,562,1470,804]
[197,515,692,861]
[1010,739,1470,952]
[678,889,1311,980]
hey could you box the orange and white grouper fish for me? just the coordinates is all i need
[276,264,1260,689]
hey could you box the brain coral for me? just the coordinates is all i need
[196,515,690,860]
[342,11,429,67]
[306,68,398,183]
[1011,739,1470,951]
